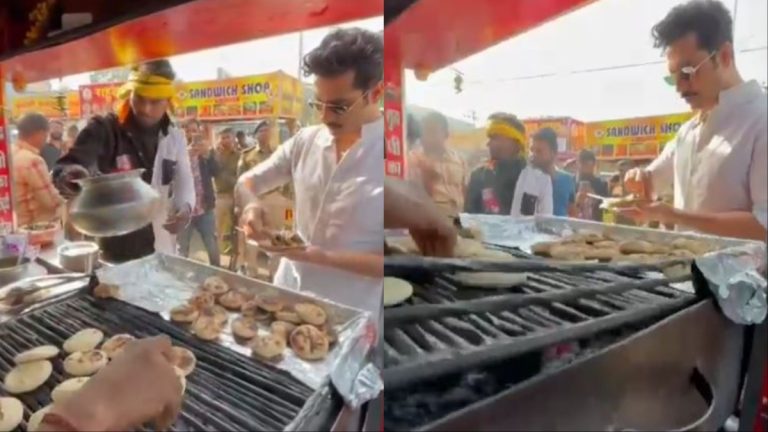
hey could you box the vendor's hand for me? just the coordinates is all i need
[56,165,90,198]
[45,336,182,431]
[410,216,457,258]
[239,204,271,243]
[163,204,191,234]
[282,245,326,263]
[616,201,677,225]
[623,168,653,199]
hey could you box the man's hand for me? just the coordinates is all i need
[410,218,457,258]
[239,203,272,243]
[623,168,653,199]
[56,165,90,198]
[412,154,439,191]
[163,204,192,234]
[616,201,677,225]
[45,336,182,431]
[282,245,326,263]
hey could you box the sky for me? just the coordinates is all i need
[51,17,383,89]
[403,0,767,123]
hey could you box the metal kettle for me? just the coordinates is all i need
[68,169,162,237]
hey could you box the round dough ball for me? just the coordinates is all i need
[270,321,297,340]
[274,310,302,324]
[295,303,327,326]
[201,276,229,296]
[3,360,52,394]
[14,345,59,364]
[0,397,24,432]
[231,317,260,340]
[63,328,104,354]
[171,347,196,376]
[63,350,108,376]
[192,316,224,341]
[101,334,135,359]
[27,404,53,432]
[672,238,713,255]
[241,300,271,321]
[51,377,90,403]
[170,304,199,323]
[218,290,247,311]
[619,240,655,255]
[289,325,330,361]
[250,334,287,360]
[530,241,557,256]
[255,296,285,313]
[383,277,413,307]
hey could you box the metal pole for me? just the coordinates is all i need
[297,31,304,81]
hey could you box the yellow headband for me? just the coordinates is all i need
[117,72,176,123]
[487,120,526,148]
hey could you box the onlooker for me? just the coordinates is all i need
[407,111,467,218]
[64,124,79,153]
[12,113,66,226]
[563,158,578,175]
[464,112,527,214]
[575,149,609,221]
[235,130,249,150]
[527,127,575,217]
[40,120,64,171]
[213,128,239,255]
[609,159,633,197]
[238,121,273,177]
[178,119,220,267]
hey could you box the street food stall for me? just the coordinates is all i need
[0,1,382,431]
[383,1,767,431]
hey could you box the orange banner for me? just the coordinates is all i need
[10,91,80,120]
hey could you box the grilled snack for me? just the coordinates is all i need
[202,276,230,296]
[3,360,52,394]
[671,238,713,255]
[583,247,621,261]
[170,347,196,376]
[530,241,558,256]
[274,310,302,324]
[295,303,327,326]
[63,328,104,354]
[219,289,248,310]
[618,240,655,255]
[241,300,272,321]
[14,345,59,364]
[51,377,90,403]
[270,321,298,340]
[170,304,200,323]
[27,404,52,432]
[549,245,587,261]
[383,277,414,306]
[192,316,225,341]
[250,334,287,360]
[101,334,135,359]
[255,296,285,313]
[289,325,330,361]
[63,350,108,376]
[0,397,24,431]
[174,366,187,394]
[231,317,260,340]
[188,292,216,309]
[93,283,121,299]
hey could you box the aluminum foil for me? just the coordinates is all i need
[695,244,768,325]
[96,253,381,407]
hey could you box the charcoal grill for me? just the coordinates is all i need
[0,293,343,432]
[383,245,744,431]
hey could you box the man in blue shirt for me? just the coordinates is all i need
[530,127,576,217]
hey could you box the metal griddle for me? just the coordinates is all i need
[0,294,341,431]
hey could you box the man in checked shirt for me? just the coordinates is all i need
[11,113,66,227]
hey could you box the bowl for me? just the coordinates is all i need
[18,222,60,246]
[0,256,31,286]
[58,242,100,273]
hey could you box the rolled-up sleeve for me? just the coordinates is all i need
[750,121,767,229]
[647,136,677,195]
[236,133,295,204]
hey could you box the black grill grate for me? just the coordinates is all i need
[383,245,697,430]
[0,295,339,431]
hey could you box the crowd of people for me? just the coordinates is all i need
[406,0,765,242]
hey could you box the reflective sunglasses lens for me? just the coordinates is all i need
[664,75,677,86]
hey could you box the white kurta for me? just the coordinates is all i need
[239,119,384,315]
[510,165,553,218]
[647,80,768,231]
[150,126,196,254]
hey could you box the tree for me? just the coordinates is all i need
[89,68,130,84]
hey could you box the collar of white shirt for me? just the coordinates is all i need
[318,117,384,148]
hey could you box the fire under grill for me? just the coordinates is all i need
[383,246,702,431]
[0,294,341,432]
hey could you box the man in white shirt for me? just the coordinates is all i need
[510,164,553,218]
[237,28,383,315]
[621,0,767,241]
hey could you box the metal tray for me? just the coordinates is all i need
[93,253,380,407]
[458,214,761,253]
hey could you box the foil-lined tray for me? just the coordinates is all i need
[95,253,380,408]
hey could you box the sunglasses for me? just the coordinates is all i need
[308,91,369,116]
[664,51,717,86]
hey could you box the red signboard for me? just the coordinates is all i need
[79,83,121,118]
[0,74,14,234]
[384,62,405,178]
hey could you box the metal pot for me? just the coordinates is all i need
[58,242,100,273]
[0,256,31,286]
[68,169,162,237]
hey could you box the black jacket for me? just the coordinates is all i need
[194,151,218,212]
[464,158,527,215]
[53,113,175,263]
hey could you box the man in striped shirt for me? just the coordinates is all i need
[12,113,66,226]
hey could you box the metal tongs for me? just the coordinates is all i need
[0,273,91,315]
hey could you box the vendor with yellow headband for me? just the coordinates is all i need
[464,112,529,214]
[53,59,195,263]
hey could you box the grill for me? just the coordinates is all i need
[382,246,738,431]
[0,294,341,432]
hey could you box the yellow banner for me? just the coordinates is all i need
[11,91,80,120]
[586,112,694,146]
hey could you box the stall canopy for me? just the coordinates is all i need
[385,0,596,72]
[1,0,381,84]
